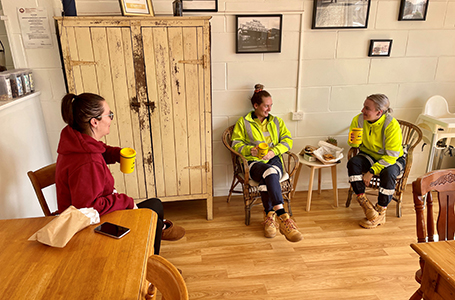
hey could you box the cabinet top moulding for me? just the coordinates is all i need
[54,16,211,27]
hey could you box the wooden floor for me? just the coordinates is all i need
[160,188,420,299]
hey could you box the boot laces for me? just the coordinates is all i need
[283,218,298,231]
[263,215,276,228]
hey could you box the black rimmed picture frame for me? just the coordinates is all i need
[182,0,218,12]
[236,15,282,54]
[312,0,371,29]
[398,0,429,21]
[368,40,392,57]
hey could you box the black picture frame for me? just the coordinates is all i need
[236,15,282,54]
[368,39,393,57]
[182,0,218,12]
[398,0,429,21]
[312,0,371,29]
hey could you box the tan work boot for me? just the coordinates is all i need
[277,213,303,242]
[356,194,379,221]
[262,211,277,238]
[359,204,387,229]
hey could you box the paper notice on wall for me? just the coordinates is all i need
[17,7,53,49]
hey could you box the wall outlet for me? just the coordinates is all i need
[291,111,304,121]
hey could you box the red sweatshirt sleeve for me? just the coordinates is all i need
[102,144,121,164]
[68,160,134,215]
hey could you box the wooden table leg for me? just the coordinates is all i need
[318,168,322,194]
[307,166,315,211]
[331,165,338,207]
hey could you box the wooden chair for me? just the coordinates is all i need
[345,119,423,217]
[27,163,57,216]
[145,255,188,300]
[410,169,455,300]
[222,125,300,225]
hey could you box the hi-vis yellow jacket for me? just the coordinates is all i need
[231,112,293,163]
[349,113,404,175]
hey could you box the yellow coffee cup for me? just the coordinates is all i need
[120,147,136,174]
[257,143,269,159]
[349,128,363,145]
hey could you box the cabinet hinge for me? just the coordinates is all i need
[178,55,207,69]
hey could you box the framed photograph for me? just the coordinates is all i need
[312,0,371,29]
[119,0,154,16]
[182,0,218,12]
[236,15,282,54]
[368,39,393,57]
[398,0,429,21]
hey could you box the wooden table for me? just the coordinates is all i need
[294,156,338,211]
[411,240,455,300]
[0,209,157,300]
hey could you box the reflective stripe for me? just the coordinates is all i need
[396,161,404,172]
[273,117,280,134]
[281,141,291,151]
[357,114,364,128]
[349,175,363,182]
[359,152,374,166]
[379,187,395,196]
[263,167,278,178]
[378,159,392,167]
[271,165,282,179]
[385,150,400,157]
[379,114,393,155]
[263,132,270,137]
[258,185,267,192]
[243,117,259,145]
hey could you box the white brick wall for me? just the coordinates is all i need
[2,0,454,198]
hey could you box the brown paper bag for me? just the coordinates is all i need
[28,206,91,248]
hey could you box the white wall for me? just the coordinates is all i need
[2,0,454,201]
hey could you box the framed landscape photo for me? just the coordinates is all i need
[398,0,429,21]
[236,15,282,54]
[368,39,392,57]
[119,0,154,16]
[312,0,371,29]
[182,0,218,12]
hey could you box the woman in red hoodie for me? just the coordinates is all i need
[56,93,185,254]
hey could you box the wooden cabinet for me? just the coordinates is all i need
[56,17,213,219]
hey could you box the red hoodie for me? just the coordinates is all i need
[55,125,134,215]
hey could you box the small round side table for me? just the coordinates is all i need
[294,156,339,211]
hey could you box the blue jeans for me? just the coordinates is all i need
[248,156,284,212]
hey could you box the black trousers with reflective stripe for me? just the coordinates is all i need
[248,156,284,212]
[347,153,405,207]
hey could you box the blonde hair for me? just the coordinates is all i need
[367,94,393,114]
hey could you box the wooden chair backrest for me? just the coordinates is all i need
[27,163,56,217]
[146,255,189,300]
[412,169,455,243]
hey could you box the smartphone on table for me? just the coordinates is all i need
[94,222,130,239]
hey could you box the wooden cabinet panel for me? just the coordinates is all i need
[56,16,213,219]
